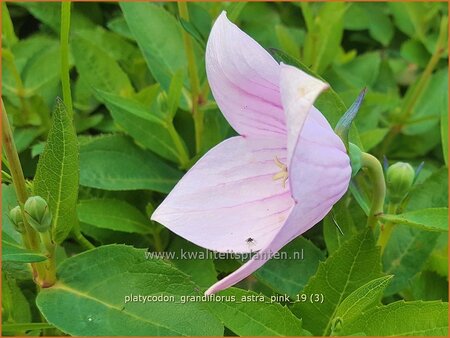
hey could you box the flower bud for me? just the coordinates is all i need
[386,162,415,203]
[24,196,52,232]
[9,206,24,232]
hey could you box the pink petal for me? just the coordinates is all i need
[279,64,329,165]
[205,110,351,295]
[206,12,286,137]
[151,136,295,253]
[205,199,328,295]
[289,107,351,204]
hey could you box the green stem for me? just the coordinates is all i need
[73,229,95,250]
[380,16,447,154]
[38,231,57,287]
[60,0,73,117]
[178,1,204,154]
[1,100,45,281]
[168,123,190,169]
[376,203,397,255]
[152,230,163,252]
[360,152,386,229]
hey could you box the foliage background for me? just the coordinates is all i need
[2,1,449,336]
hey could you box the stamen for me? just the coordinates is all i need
[273,156,288,188]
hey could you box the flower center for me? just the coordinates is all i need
[273,156,288,188]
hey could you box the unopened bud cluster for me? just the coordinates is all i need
[24,196,52,232]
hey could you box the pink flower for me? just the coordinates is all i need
[152,12,351,295]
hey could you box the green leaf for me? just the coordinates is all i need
[343,3,369,30]
[2,3,18,47]
[75,27,137,63]
[291,229,382,336]
[331,275,393,334]
[2,184,21,243]
[166,70,185,120]
[2,233,47,263]
[367,4,394,46]
[179,18,206,50]
[303,2,346,74]
[34,99,79,244]
[275,24,301,59]
[2,323,55,335]
[71,32,134,98]
[426,234,448,278]
[323,199,357,254]
[332,52,382,90]
[441,96,448,166]
[406,167,448,211]
[77,199,152,234]
[13,127,42,153]
[120,2,187,92]
[227,2,248,21]
[403,69,448,135]
[17,2,95,33]
[388,2,439,43]
[95,90,189,166]
[79,134,182,193]
[167,236,217,288]
[407,270,448,301]
[107,17,134,40]
[22,42,61,104]
[2,273,32,324]
[380,208,448,232]
[206,288,309,336]
[199,108,232,155]
[360,128,389,151]
[400,39,430,68]
[253,237,325,297]
[36,245,223,336]
[338,300,449,336]
[383,225,440,296]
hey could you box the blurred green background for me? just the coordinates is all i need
[1,2,448,336]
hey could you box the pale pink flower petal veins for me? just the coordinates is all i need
[151,136,294,254]
[279,64,329,166]
[152,11,352,295]
[205,112,351,295]
[205,12,286,137]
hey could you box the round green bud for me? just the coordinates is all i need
[24,196,52,232]
[386,162,415,203]
[9,206,24,232]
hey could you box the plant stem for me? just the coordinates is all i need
[177,1,204,154]
[168,123,190,169]
[73,229,95,250]
[152,230,164,252]
[60,0,73,118]
[360,152,386,229]
[1,100,45,281]
[380,16,447,155]
[377,202,397,255]
[39,232,57,287]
